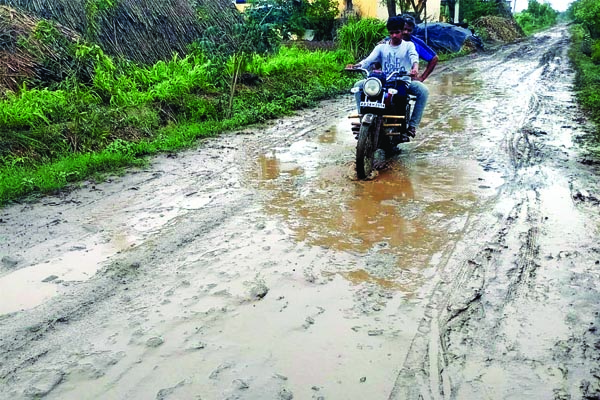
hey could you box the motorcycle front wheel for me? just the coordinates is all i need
[356,119,378,180]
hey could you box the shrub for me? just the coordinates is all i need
[515,0,558,35]
[592,40,600,64]
[570,0,600,39]
[336,17,386,60]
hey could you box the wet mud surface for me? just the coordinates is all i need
[1,26,600,399]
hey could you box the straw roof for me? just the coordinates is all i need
[0,0,243,64]
[0,5,87,92]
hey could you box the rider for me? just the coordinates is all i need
[398,15,439,82]
[347,16,428,138]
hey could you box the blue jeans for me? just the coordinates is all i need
[353,79,429,129]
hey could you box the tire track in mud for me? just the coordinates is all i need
[389,26,600,399]
[0,97,372,399]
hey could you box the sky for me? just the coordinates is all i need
[512,0,573,12]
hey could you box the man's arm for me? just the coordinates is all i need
[355,44,384,70]
[407,42,419,78]
[411,36,438,82]
[419,55,438,82]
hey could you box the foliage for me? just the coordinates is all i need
[306,0,339,40]
[0,10,95,91]
[196,19,281,60]
[335,17,386,60]
[568,24,600,135]
[244,0,339,41]
[84,0,118,41]
[592,40,600,64]
[569,0,600,39]
[452,0,507,24]
[514,0,558,35]
[0,45,355,205]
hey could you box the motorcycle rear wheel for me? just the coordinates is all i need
[356,120,377,180]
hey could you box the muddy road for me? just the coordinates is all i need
[1,25,600,399]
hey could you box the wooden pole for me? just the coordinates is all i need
[424,0,428,44]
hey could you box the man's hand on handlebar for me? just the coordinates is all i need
[345,64,361,70]
[410,67,419,79]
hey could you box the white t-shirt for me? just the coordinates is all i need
[358,40,419,77]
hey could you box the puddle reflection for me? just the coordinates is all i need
[428,68,482,97]
[247,69,503,294]
[249,144,488,295]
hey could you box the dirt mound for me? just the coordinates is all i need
[0,0,242,64]
[472,16,525,43]
[0,6,89,92]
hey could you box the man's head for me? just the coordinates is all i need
[401,14,416,41]
[386,16,405,46]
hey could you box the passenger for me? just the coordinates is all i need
[399,15,439,82]
[347,16,428,137]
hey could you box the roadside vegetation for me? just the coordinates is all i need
[567,0,600,140]
[514,0,558,35]
[0,45,355,205]
[0,0,584,206]
[0,2,353,206]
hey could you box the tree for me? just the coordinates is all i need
[570,0,600,38]
[384,0,428,21]
[386,0,397,18]
[459,0,512,23]
[494,0,512,18]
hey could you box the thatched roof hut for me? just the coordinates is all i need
[0,5,89,92]
[0,0,243,64]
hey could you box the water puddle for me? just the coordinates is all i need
[248,106,503,296]
[0,192,214,315]
[0,240,119,314]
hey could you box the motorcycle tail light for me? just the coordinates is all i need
[363,78,382,97]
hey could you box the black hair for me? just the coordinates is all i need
[386,16,405,32]
[401,14,416,27]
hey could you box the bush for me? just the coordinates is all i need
[569,25,600,131]
[570,0,600,39]
[306,0,339,40]
[336,17,386,60]
[592,40,600,64]
[244,0,339,41]
[459,0,505,23]
[515,0,558,35]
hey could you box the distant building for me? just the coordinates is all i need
[339,0,440,22]
[234,0,441,22]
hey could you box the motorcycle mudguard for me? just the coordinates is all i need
[362,114,375,125]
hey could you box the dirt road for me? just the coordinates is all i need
[1,25,599,399]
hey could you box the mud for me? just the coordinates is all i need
[1,25,599,399]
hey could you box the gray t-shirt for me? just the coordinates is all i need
[358,40,419,77]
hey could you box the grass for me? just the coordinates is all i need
[0,45,355,206]
[5,17,596,207]
[569,25,600,135]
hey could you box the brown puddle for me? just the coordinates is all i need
[248,103,503,296]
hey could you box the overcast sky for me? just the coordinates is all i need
[512,0,573,12]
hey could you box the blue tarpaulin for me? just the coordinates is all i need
[413,23,482,53]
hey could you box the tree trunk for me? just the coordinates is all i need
[387,0,397,17]
[495,0,512,18]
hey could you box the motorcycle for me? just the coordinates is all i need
[347,67,415,180]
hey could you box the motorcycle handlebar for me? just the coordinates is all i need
[345,67,410,81]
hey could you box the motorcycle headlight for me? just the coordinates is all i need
[363,78,382,97]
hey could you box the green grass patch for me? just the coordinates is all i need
[569,25,600,129]
[0,46,354,206]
